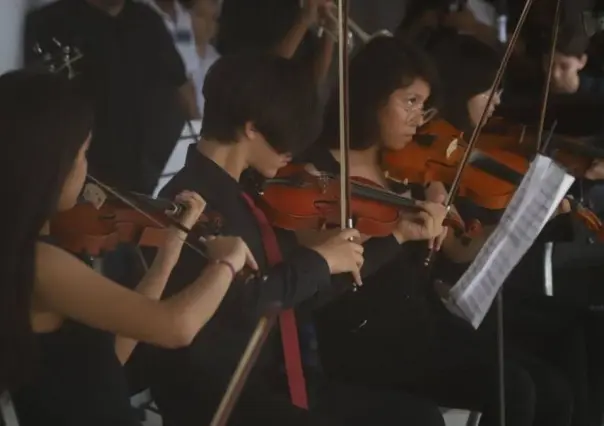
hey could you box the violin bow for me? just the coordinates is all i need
[209,304,280,426]
[423,0,535,268]
[336,0,358,291]
[426,2,536,426]
[536,0,562,155]
[442,0,535,211]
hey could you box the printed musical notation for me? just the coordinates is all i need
[446,154,575,328]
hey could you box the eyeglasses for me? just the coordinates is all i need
[418,107,438,123]
[400,97,438,124]
[405,104,438,124]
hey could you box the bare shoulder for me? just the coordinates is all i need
[35,241,95,288]
[35,240,80,268]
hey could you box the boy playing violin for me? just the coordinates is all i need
[138,53,448,426]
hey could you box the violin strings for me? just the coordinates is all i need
[85,174,210,260]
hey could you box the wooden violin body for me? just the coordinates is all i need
[257,164,421,237]
[256,163,464,237]
[382,117,604,241]
[50,184,221,257]
[382,119,530,211]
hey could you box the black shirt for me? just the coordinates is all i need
[142,144,403,424]
[11,237,139,426]
[300,147,438,365]
[24,0,187,194]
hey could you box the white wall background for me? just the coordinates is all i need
[0,0,55,74]
[0,0,29,74]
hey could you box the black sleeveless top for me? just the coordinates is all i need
[10,236,140,426]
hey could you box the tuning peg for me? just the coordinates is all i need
[33,43,43,55]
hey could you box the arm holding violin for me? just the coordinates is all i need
[34,235,257,350]
[246,228,363,313]
[296,203,447,308]
[309,234,401,308]
[115,191,206,364]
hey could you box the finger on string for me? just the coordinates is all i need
[189,192,207,209]
[354,243,364,255]
[418,211,432,226]
[246,249,259,271]
[436,228,447,251]
[354,253,364,269]
[175,190,193,200]
[351,269,363,287]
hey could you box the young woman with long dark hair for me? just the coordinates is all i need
[0,70,256,426]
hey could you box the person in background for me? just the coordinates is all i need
[545,24,604,95]
[187,0,221,117]
[142,0,203,116]
[397,0,505,49]
[24,0,204,292]
[217,0,335,85]
[144,0,223,117]
[24,0,199,195]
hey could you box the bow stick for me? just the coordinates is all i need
[336,0,359,291]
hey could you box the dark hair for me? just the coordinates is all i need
[201,53,322,155]
[0,71,93,390]
[317,36,438,150]
[554,23,589,58]
[429,34,503,132]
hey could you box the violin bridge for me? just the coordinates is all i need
[82,183,107,209]
[446,138,458,159]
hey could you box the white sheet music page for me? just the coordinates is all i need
[445,154,575,328]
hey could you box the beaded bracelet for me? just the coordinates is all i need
[213,259,236,280]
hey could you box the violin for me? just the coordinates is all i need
[476,115,604,178]
[382,118,604,240]
[477,116,537,155]
[255,164,464,237]
[50,183,222,257]
[382,119,529,211]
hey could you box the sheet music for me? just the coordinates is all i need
[446,154,575,328]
